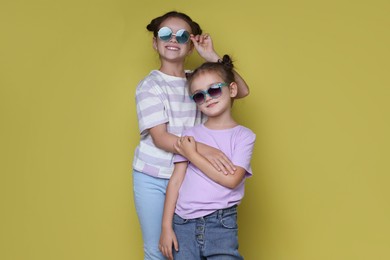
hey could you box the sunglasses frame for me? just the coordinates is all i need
[157,26,191,44]
[190,82,229,105]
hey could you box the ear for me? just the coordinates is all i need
[229,82,238,98]
[152,37,158,50]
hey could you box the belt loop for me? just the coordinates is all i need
[218,209,223,218]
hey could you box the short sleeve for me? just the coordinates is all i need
[231,129,256,176]
[135,80,169,136]
[173,154,188,163]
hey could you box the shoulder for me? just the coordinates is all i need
[136,70,163,91]
[235,125,256,141]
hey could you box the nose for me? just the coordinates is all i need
[204,93,213,103]
[169,33,178,43]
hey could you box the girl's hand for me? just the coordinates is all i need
[190,34,220,62]
[159,227,178,260]
[201,145,236,175]
[174,136,197,158]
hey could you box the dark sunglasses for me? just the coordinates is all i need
[190,82,228,105]
[157,27,190,44]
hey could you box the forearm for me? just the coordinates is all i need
[233,70,249,98]
[154,133,179,154]
[149,124,179,154]
[162,163,187,228]
[188,152,244,189]
[161,182,179,228]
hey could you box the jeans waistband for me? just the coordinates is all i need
[204,205,237,219]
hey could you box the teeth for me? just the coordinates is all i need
[166,46,179,50]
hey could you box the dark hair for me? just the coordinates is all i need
[146,11,202,37]
[186,55,235,89]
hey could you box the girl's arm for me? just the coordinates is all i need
[149,124,179,154]
[232,70,250,98]
[176,136,246,189]
[190,34,249,98]
[159,162,188,260]
[149,124,236,174]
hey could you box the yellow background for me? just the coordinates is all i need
[1,0,389,259]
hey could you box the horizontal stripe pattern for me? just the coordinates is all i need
[133,70,204,179]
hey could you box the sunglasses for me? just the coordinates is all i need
[190,82,228,105]
[157,27,190,44]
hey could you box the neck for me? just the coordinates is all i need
[159,59,186,78]
[204,114,238,130]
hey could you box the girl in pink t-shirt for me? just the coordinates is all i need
[159,55,256,260]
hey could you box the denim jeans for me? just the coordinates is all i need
[133,170,169,260]
[173,205,243,260]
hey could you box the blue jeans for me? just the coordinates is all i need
[173,205,243,260]
[133,170,169,260]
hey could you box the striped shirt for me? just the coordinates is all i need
[133,70,203,179]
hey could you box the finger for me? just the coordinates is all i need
[173,236,179,251]
[190,34,199,44]
[213,157,234,175]
[163,247,171,259]
[209,159,222,172]
[199,34,206,44]
[194,34,200,42]
[219,157,236,174]
[220,155,236,171]
[167,247,173,260]
[180,136,188,144]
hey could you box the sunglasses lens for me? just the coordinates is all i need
[175,29,190,44]
[158,27,172,41]
[208,86,222,98]
[192,93,205,104]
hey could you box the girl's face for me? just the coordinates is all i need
[190,71,237,117]
[153,17,193,62]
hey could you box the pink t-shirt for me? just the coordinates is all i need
[174,124,256,219]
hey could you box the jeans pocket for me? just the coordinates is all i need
[220,211,238,229]
[173,214,188,225]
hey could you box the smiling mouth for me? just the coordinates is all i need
[166,46,180,51]
[206,102,218,108]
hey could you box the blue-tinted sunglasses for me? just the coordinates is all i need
[190,82,228,105]
[157,27,190,44]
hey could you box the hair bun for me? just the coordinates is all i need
[219,55,234,70]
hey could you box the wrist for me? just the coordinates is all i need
[162,222,172,229]
[206,52,220,63]
[187,151,202,164]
